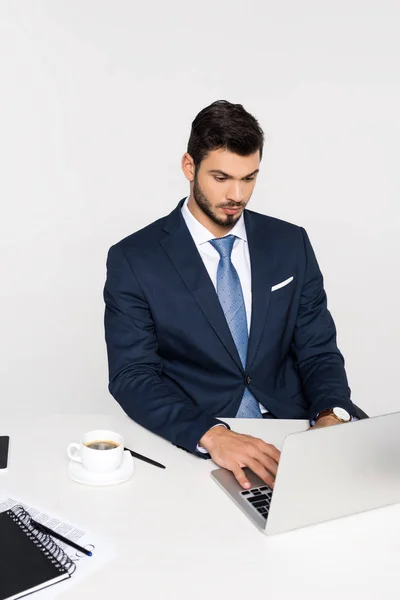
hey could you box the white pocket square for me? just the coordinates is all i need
[271,276,294,292]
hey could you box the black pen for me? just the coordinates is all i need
[124,446,166,469]
[32,520,92,557]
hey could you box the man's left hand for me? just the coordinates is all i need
[310,415,342,430]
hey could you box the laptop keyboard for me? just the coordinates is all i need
[240,485,273,519]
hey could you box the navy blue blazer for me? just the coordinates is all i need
[104,199,358,454]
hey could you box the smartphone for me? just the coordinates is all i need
[0,436,10,470]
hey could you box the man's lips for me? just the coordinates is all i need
[221,206,242,215]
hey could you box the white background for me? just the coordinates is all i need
[0,0,398,417]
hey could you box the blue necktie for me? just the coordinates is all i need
[210,235,262,418]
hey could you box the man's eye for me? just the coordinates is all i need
[214,176,255,182]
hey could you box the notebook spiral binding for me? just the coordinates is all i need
[9,505,77,575]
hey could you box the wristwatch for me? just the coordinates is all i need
[315,407,351,423]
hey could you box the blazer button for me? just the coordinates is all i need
[246,376,251,385]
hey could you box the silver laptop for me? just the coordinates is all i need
[211,411,400,535]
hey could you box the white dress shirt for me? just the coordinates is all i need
[181,198,268,436]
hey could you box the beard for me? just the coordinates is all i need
[193,175,245,229]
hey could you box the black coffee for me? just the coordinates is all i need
[84,440,119,451]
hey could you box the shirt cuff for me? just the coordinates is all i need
[196,423,228,453]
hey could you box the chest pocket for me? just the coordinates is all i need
[271,276,294,292]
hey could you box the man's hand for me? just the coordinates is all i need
[310,415,342,430]
[199,426,280,489]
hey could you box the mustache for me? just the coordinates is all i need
[218,202,246,209]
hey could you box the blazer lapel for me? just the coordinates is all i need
[160,201,243,372]
[245,210,276,371]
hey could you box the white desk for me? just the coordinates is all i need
[1,414,400,600]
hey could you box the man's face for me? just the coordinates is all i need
[191,148,260,230]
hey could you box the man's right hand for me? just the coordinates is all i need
[199,426,281,489]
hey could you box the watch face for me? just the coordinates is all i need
[333,407,351,421]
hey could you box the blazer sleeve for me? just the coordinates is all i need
[103,244,224,455]
[292,228,358,420]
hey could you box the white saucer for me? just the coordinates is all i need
[68,451,134,486]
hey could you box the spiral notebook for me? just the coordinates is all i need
[0,505,76,600]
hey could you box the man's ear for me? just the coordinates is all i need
[181,152,196,182]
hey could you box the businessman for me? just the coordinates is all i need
[104,100,361,489]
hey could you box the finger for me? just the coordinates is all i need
[265,443,281,463]
[255,440,281,463]
[245,458,276,488]
[232,466,251,489]
[255,438,281,464]
[251,451,279,477]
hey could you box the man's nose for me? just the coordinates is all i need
[227,181,244,203]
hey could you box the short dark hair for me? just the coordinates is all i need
[187,100,264,171]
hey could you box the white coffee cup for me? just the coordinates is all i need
[67,429,124,473]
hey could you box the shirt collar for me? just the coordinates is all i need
[181,196,247,246]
